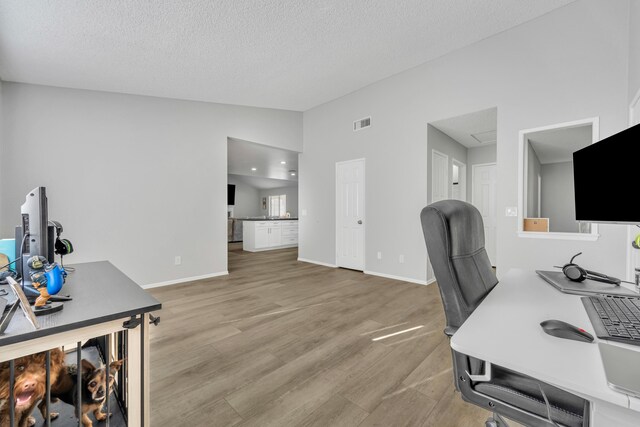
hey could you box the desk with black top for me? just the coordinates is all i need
[0,261,161,427]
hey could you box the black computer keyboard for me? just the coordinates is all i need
[582,295,640,346]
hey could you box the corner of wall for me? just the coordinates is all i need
[0,79,4,232]
[628,0,640,104]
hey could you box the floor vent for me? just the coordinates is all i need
[354,116,371,131]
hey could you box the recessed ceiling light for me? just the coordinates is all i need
[291,173,296,176]
[251,167,257,171]
[280,161,287,165]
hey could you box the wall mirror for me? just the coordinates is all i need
[518,117,599,240]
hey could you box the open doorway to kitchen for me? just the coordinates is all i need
[227,137,300,271]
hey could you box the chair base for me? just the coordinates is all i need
[485,412,509,427]
[451,350,589,427]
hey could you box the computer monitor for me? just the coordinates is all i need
[573,123,640,224]
[15,187,53,283]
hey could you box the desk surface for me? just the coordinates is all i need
[0,261,161,346]
[450,268,638,409]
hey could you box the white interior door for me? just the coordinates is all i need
[432,150,448,202]
[473,163,497,266]
[336,159,365,271]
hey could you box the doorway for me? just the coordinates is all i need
[227,137,300,271]
[431,150,448,203]
[427,107,498,279]
[336,158,365,271]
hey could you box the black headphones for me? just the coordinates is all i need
[560,252,621,285]
[0,270,17,285]
[49,220,74,256]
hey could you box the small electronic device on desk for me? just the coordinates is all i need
[0,277,40,334]
[536,270,635,297]
[12,186,74,315]
[536,252,633,298]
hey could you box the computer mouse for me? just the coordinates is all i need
[540,319,594,343]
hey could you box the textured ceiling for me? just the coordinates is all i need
[228,137,299,181]
[0,0,574,111]
[229,174,297,191]
[528,124,593,165]
[430,107,497,148]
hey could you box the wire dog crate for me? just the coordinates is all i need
[1,261,161,427]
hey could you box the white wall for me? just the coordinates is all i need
[259,185,298,217]
[0,83,302,286]
[467,144,497,202]
[426,125,467,203]
[227,175,261,218]
[540,162,576,233]
[300,0,630,283]
[629,1,640,103]
[0,80,3,230]
[526,143,542,218]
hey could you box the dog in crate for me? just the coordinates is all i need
[0,348,66,427]
[39,358,124,427]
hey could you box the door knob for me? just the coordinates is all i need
[357,220,363,225]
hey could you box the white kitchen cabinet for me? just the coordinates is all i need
[243,220,297,252]
[268,225,282,246]
[254,226,269,249]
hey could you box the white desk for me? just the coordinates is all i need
[450,269,640,426]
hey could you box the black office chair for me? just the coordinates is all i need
[420,200,589,427]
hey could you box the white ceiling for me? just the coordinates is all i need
[0,1,574,111]
[430,107,497,148]
[527,124,593,164]
[228,137,299,181]
[229,174,297,190]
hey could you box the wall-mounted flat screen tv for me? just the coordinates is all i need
[228,184,236,206]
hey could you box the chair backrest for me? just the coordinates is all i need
[420,200,498,335]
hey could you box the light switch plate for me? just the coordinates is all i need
[505,207,518,217]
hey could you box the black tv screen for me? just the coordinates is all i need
[573,123,639,224]
[227,184,236,205]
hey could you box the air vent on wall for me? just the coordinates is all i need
[354,116,371,131]
[470,130,497,144]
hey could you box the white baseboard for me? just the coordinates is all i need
[364,270,429,285]
[426,277,436,285]
[297,258,338,268]
[142,271,229,289]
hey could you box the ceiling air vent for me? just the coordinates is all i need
[353,116,371,131]
[470,130,497,144]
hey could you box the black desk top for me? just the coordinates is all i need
[0,261,162,347]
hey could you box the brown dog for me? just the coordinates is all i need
[0,348,65,427]
[40,358,123,427]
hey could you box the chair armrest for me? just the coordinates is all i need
[466,362,492,382]
[444,326,458,337]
